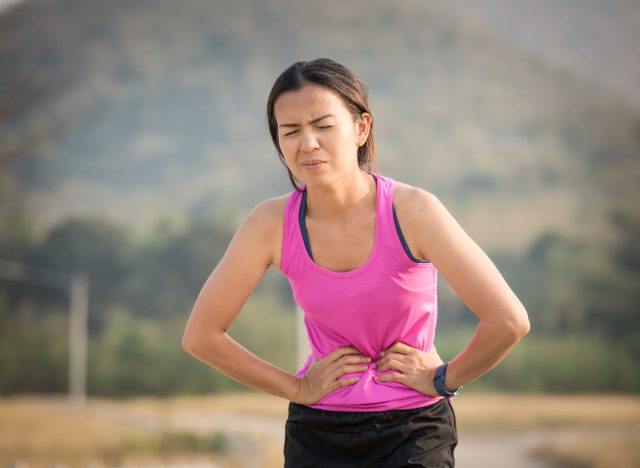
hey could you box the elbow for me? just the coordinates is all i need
[514,317,530,340]
[182,333,209,359]
[508,305,531,341]
[182,327,224,359]
[484,305,530,343]
[181,327,205,356]
[182,332,196,355]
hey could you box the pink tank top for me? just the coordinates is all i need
[281,172,444,412]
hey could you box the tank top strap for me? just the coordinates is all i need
[372,172,399,251]
[372,171,426,270]
[281,186,308,280]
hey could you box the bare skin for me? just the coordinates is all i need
[182,83,530,405]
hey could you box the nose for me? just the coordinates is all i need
[300,131,320,153]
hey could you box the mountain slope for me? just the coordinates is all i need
[1,0,638,251]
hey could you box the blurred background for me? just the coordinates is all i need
[1,0,639,467]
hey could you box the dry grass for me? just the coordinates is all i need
[1,392,638,467]
[110,392,640,430]
[0,396,149,465]
[112,391,291,418]
[449,393,640,432]
[0,395,233,467]
[529,428,640,468]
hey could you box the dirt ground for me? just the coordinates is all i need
[1,392,638,467]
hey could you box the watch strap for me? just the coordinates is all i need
[433,362,463,398]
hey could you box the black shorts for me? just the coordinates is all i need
[284,397,458,467]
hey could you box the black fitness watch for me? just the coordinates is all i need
[433,362,463,398]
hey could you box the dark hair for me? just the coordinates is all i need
[266,58,377,191]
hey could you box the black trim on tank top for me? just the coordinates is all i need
[392,205,431,263]
[299,189,314,260]
[299,177,430,264]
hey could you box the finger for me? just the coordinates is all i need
[377,371,407,383]
[333,376,360,389]
[386,341,414,355]
[376,352,409,368]
[328,346,365,363]
[380,351,407,362]
[330,363,370,380]
[377,358,410,373]
[337,355,372,366]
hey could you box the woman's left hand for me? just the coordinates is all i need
[376,342,444,397]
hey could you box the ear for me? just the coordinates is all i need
[355,112,372,146]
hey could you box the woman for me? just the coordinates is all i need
[182,58,530,467]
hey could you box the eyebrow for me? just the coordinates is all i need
[279,114,335,128]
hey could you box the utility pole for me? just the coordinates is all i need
[0,260,89,406]
[69,270,89,407]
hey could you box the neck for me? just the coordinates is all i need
[305,170,375,223]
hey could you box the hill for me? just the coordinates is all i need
[1,0,638,251]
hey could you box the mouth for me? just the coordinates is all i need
[301,160,326,169]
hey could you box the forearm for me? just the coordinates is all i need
[183,332,299,401]
[444,318,529,391]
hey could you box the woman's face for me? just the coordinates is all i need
[274,82,371,186]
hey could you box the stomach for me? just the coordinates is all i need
[296,359,443,412]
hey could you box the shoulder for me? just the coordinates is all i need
[241,192,291,239]
[392,179,444,221]
[240,192,292,270]
[247,193,290,224]
[391,179,452,261]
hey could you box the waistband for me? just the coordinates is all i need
[286,398,452,433]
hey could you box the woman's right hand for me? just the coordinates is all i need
[292,346,371,405]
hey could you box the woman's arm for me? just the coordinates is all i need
[400,187,530,392]
[182,198,300,400]
[182,197,370,403]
